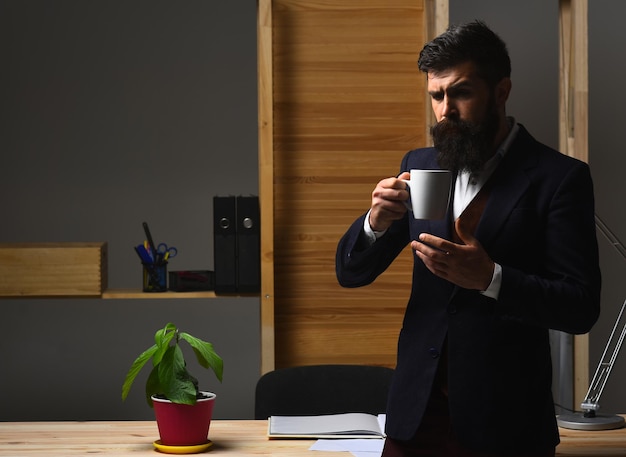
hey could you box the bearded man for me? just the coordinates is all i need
[336,20,601,457]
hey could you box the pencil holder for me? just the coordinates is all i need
[143,262,168,292]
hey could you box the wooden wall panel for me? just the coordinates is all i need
[559,0,590,413]
[271,0,428,369]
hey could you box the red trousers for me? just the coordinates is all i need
[381,392,555,457]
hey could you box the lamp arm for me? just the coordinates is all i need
[581,298,626,412]
[580,215,626,414]
[595,215,626,259]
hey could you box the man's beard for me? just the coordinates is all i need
[431,106,500,174]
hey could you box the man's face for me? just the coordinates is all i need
[426,61,503,174]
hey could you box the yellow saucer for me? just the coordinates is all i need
[153,439,213,454]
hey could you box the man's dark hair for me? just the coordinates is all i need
[417,20,511,87]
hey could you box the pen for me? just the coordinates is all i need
[143,222,158,261]
[135,245,153,264]
[143,241,153,261]
[133,245,145,262]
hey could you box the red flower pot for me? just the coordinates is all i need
[152,391,216,446]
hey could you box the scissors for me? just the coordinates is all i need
[156,243,178,261]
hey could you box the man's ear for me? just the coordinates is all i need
[495,77,512,106]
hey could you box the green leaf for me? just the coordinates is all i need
[152,323,176,366]
[158,345,197,405]
[162,375,197,405]
[180,332,223,382]
[155,323,177,346]
[145,365,162,407]
[121,344,158,401]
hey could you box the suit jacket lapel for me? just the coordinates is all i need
[446,125,539,301]
[475,126,538,247]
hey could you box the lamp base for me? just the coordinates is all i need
[557,412,625,430]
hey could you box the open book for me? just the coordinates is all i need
[268,412,386,439]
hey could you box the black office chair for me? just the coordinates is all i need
[254,364,394,420]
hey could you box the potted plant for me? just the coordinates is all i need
[122,322,223,450]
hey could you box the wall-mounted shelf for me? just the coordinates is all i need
[0,243,258,300]
[101,289,257,299]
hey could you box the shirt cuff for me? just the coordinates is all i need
[480,262,502,300]
[363,209,387,245]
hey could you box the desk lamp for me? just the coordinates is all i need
[557,215,626,431]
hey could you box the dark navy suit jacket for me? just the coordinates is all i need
[336,125,601,454]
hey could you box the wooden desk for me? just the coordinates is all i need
[0,420,625,456]
[0,421,342,456]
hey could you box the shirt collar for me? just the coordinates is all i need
[496,116,519,159]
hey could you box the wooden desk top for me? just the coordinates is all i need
[0,420,625,456]
[0,420,342,456]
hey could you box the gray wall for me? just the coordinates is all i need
[588,1,626,415]
[449,0,559,149]
[0,1,260,420]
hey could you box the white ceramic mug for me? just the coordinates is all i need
[402,169,452,220]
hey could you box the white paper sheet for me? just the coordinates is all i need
[309,438,384,457]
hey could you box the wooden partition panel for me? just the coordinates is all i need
[268,0,429,369]
[559,0,590,411]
